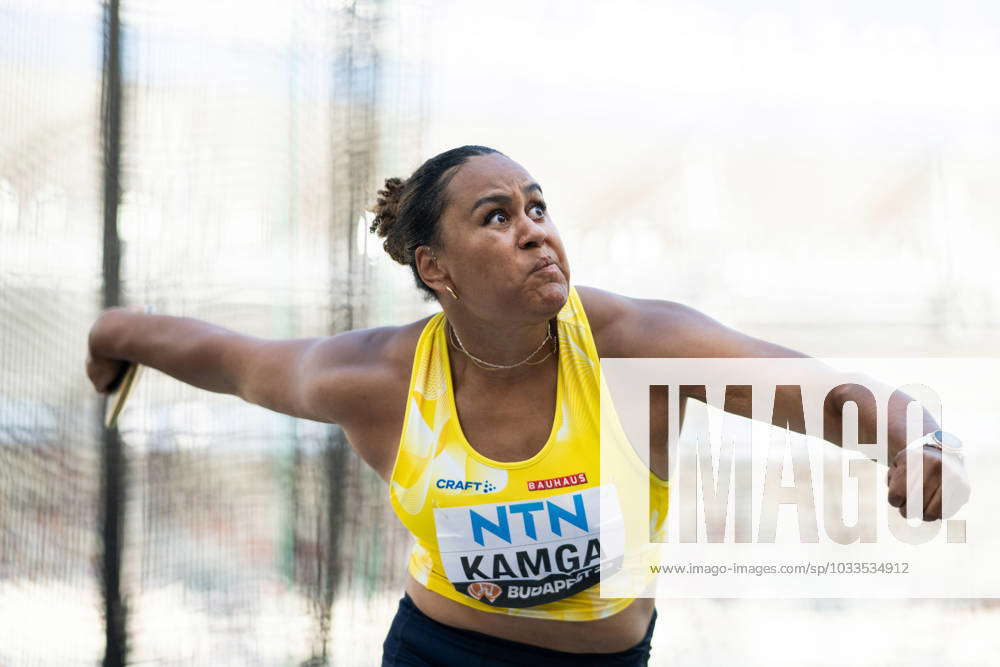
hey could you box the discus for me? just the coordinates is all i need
[104,305,154,428]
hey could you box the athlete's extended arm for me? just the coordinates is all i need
[577,285,966,521]
[85,308,396,429]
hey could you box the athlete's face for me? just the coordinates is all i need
[429,153,570,321]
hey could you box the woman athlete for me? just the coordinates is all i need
[86,145,965,665]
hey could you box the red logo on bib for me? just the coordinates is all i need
[527,472,588,491]
[468,581,502,603]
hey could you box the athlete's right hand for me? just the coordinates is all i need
[86,307,137,393]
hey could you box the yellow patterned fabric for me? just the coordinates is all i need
[388,286,669,621]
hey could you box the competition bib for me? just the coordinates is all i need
[432,484,626,607]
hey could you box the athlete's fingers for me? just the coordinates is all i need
[87,354,129,393]
[918,449,942,520]
[887,459,907,509]
[923,483,943,522]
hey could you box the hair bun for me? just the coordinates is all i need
[367,146,500,298]
[369,177,408,264]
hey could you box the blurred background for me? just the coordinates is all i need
[1,0,997,664]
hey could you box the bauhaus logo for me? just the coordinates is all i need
[527,472,588,491]
[432,485,626,607]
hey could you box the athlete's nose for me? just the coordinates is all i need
[516,213,548,250]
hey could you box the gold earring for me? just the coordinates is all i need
[445,286,459,301]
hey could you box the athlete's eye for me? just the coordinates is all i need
[528,202,547,219]
[485,209,508,225]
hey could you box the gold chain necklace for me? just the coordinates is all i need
[447,320,558,371]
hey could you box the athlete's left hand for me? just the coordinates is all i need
[887,446,971,521]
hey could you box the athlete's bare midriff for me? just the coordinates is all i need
[404,573,656,653]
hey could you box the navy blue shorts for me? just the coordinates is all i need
[381,593,657,666]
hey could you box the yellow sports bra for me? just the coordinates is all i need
[388,286,669,621]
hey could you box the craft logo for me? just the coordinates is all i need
[527,472,587,491]
[436,478,498,493]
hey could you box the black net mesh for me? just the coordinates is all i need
[1,0,427,663]
[1,1,107,664]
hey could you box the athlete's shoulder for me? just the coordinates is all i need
[357,314,437,378]
[310,315,436,474]
[307,315,435,415]
[573,285,629,331]
[573,285,721,358]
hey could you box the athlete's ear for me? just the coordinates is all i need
[415,245,450,292]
